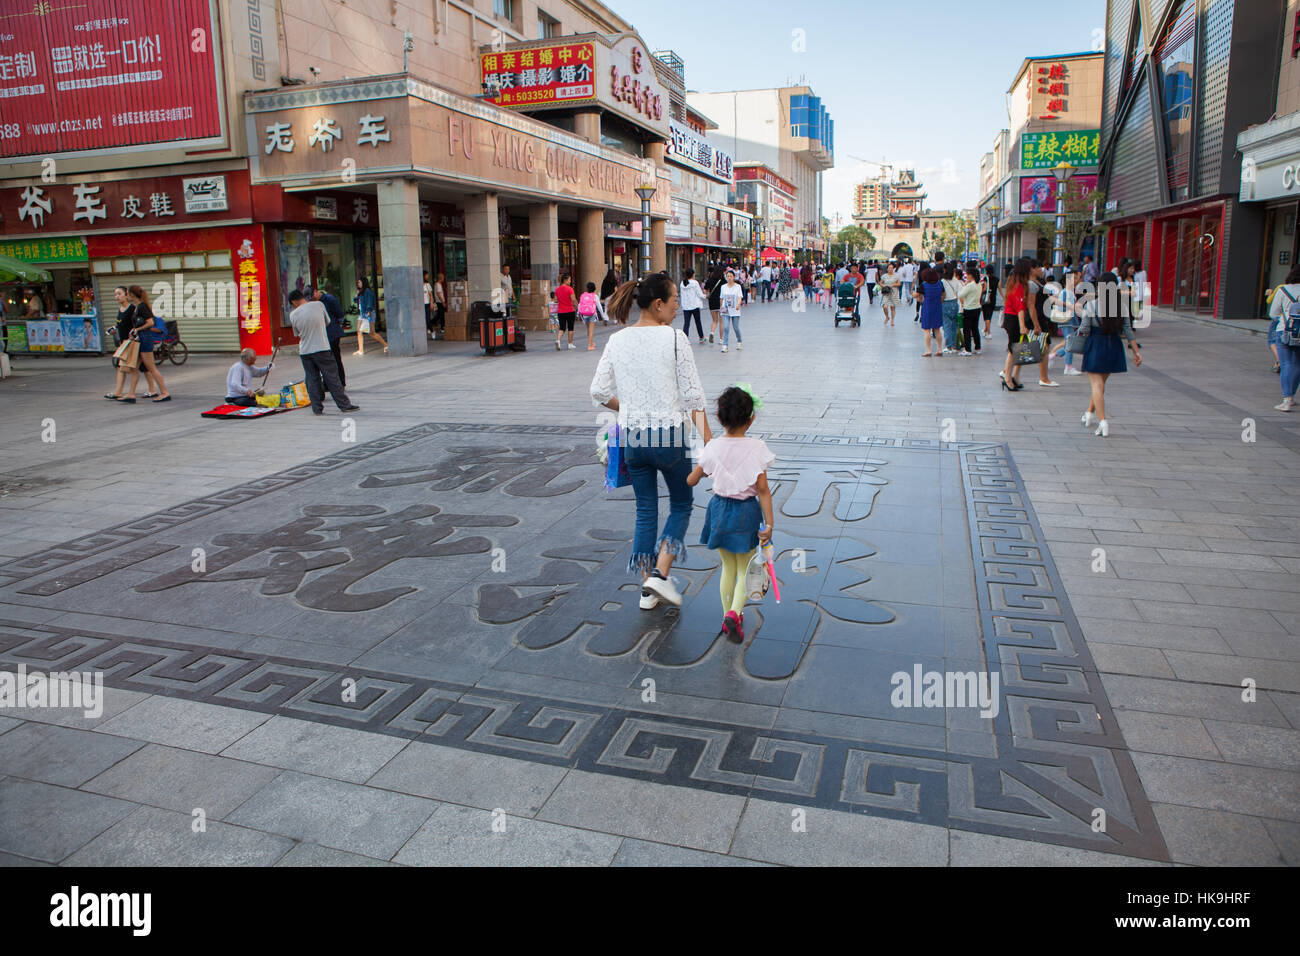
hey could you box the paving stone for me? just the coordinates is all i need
[220,715,410,784]
[366,741,567,816]
[948,830,1162,866]
[1088,643,1175,679]
[65,805,294,866]
[1162,650,1300,693]
[537,770,745,854]
[1114,711,1221,760]
[0,777,136,862]
[96,695,271,754]
[1261,818,1300,866]
[0,850,51,866]
[0,721,143,787]
[1201,719,1300,771]
[0,678,148,731]
[226,770,438,859]
[393,803,622,866]
[1151,804,1287,866]
[1131,753,1300,822]
[1075,618,1232,654]
[1100,674,1291,727]
[729,797,948,866]
[611,838,773,867]
[0,715,21,735]
[274,843,402,866]
[81,743,282,818]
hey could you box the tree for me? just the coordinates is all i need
[932,214,976,260]
[836,225,876,259]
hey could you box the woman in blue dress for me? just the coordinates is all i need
[1078,272,1143,438]
[913,267,945,356]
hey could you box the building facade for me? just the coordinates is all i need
[685,86,832,259]
[974,52,1103,269]
[851,168,965,260]
[1236,0,1300,317]
[1099,0,1279,318]
[0,0,676,355]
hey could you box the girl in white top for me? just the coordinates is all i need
[718,268,744,353]
[679,269,706,343]
[591,274,712,608]
[687,385,775,645]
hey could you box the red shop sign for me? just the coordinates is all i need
[0,0,224,160]
[1,168,251,236]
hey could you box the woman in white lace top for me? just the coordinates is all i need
[590,273,712,609]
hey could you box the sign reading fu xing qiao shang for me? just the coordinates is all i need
[246,84,669,219]
[480,33,668,139]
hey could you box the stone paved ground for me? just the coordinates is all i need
[0,292,1297,866]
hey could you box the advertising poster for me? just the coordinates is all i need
[0,0,223,160]
[59,314,101,352]
[1019,173,1098,214]
[26,320,64,351]
[4,324,28,352]
[1020,130,1100,170]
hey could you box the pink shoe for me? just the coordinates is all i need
[722,610,743,644]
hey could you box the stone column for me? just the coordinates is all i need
[376,179,426,356]
[460,191,501,342]
[578,208,605,297]
[523,202,559,330]
[651,219,666,273]
[575,110,601,144]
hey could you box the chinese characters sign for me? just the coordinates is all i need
[667,121,733,184]
[228,227,271,355]
[0,0,222,160]
[1021,130,1099,169]
[1,169,251,235]
[481,43,596,108]
[0,237,88,262]
[1034,62,1070,121]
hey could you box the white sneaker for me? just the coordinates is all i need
[737,342,743,350]
[639,589,661,610]
[1063,366,1082,375]
[1082,411,1097,427]
[720,345,728,353]
[568,342,576,350]
[555,340,561,350]
[1275,398,1295,412]
[1095,419,1109,437]
[642,574,683,607]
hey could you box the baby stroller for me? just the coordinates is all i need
[834,281,860,327]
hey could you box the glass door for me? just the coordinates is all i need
[1195,214,1219,314]
[1174,219,1199,310]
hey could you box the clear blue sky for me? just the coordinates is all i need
[611,0,1108,223]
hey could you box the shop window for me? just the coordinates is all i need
[600,114,644,158]
[1157,1,1197,202]
[207,251,232,268]
[183,254,207,269]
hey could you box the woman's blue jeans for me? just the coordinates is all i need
[1279,343,1300,399]
[942,303,959,347]
[624,426,693,575]
[720,315,741,345]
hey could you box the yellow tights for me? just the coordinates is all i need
[717,548,756,615]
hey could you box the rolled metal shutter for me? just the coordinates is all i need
[95,269,240,352]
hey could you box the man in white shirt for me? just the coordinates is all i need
[289,289,359,415]
[499,265,515,314]
[759,264,773,302]
[865,263,879,305]
[900,261,916,300]
[423,271,434,337]
[1132,262,1148,327]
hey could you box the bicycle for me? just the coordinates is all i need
[152,319,189,365]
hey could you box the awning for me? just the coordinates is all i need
[759,247,788,260]
[0,253,53,283]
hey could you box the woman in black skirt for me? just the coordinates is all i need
[1078,272,1143,438]
[981,264,999,339]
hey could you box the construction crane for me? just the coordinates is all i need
[848,155,895,180]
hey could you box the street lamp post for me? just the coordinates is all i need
[634,184,656,278]
[989,194,1002,265]
[1051,161,1074,282]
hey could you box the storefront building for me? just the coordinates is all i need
[662,110,748,279]
[976,52,1102,270]
[1236,1,1300,317]
[733,163,799,261]
[1099,0,1278,318]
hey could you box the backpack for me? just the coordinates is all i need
[577,291,597,317]
[1281,288,1300,347]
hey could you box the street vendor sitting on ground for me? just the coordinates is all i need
[225,348,273,407]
